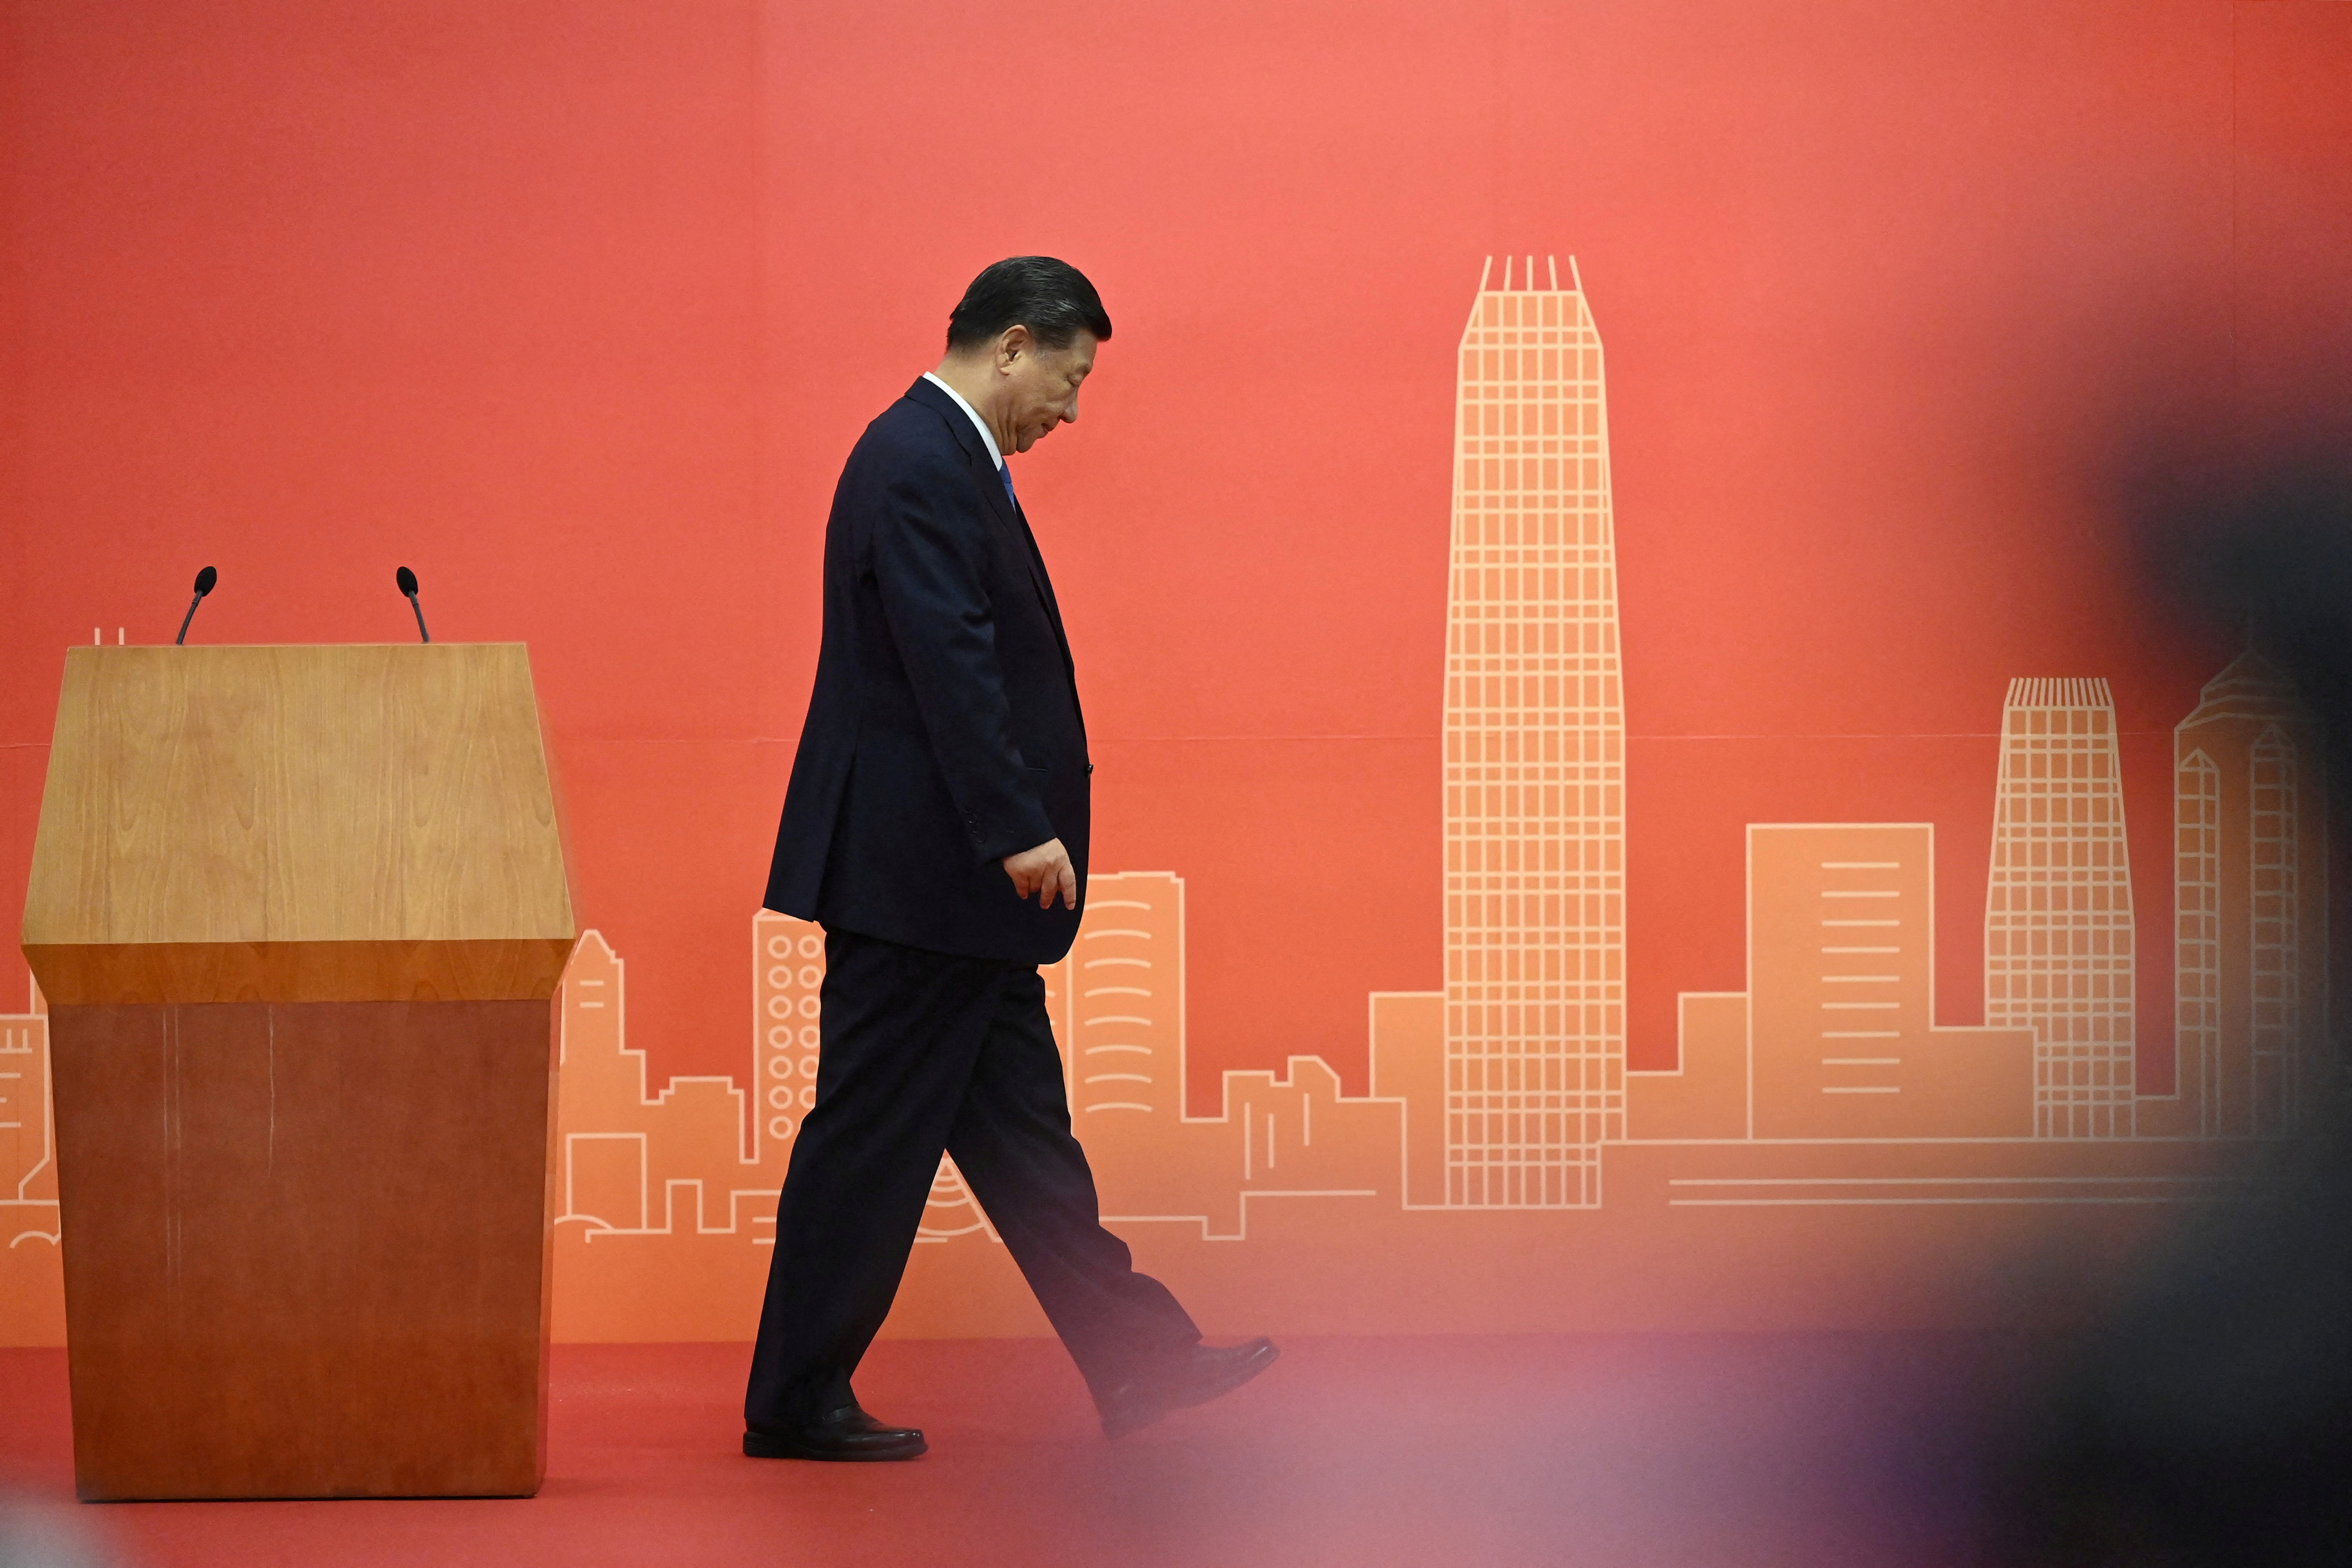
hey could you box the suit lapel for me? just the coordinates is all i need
[971,445,1061,623]
[904,379,1080,683]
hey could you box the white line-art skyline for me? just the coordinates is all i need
[1,988,60,1289]
[1,261,2326,1348]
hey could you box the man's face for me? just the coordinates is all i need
[1001,330,1097,453]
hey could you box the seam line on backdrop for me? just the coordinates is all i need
[566,728,2179,744]
[569,734,1449,745]
[1066,731,2155,742]
[1633,730,2179,741]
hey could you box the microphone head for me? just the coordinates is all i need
[193,566,217,598]
[396,566,418,597]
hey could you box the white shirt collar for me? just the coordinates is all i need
[921,371,1004,470]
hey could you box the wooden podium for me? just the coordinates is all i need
[20,645,577,1501]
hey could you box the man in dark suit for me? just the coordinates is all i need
[744,258,1278,1462]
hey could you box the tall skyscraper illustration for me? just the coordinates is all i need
[1443,256,1624,1207]
[1984,679,2137,1138]
[2172,650,2328,1137]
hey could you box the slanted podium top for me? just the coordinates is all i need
[23,644,577,1005]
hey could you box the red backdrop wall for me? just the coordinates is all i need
[5,0,2348,1109]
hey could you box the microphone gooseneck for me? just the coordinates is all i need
[175,566,218,645]
[396,566,430,644]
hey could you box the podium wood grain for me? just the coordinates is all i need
[24,644,573,1004]
[22,645,575,1500]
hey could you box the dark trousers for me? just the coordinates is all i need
[744,927,1200,1427]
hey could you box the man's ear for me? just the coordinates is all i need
[996,324,1034,371]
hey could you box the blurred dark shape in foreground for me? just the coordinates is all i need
[1992,437,2352,1565]
[2134,439,2352,750]
[0,1495,114,1568]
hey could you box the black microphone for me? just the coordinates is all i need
[175,566,217,645]
[396,566,430,643]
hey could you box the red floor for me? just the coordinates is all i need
[1,1335,1996,1567]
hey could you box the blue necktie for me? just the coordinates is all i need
[999,461,1018,511]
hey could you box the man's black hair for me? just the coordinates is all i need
[945,257,1112,352]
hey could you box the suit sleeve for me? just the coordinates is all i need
[867,445,1059,864]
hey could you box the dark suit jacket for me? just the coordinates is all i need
[764,376,1090,964]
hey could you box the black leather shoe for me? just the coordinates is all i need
[1098,1337,1280,1439]
[743,1403,927,1461]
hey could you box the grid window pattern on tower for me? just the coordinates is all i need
[1984,679,2136,1138]
[2174,750,2222,1136]
[1442,262,1625,1208]
[2248,726,2301,1133]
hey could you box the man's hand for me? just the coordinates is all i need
[1002,837,1078,910]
